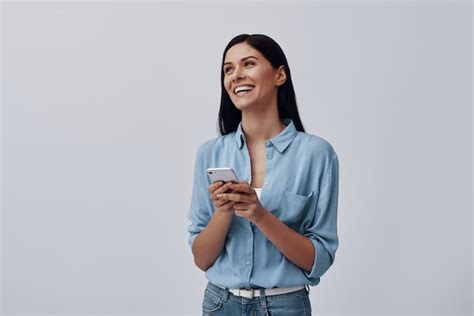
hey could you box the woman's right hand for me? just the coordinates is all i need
[209,181,236,213]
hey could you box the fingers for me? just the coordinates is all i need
[232,201,251,211]
[216,192,251,203]
[209,181,236,193]
[214,193,236,206]
[217,200,236,212]
[228,180,253,194]
[211,183,232,201]
[216,182,233,193]
[208,181,225,193]
[208,180,257,213]
[209,182,236,208]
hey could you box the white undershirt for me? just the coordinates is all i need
[254,187,262,200]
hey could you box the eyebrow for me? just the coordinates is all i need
[223,56,258,67]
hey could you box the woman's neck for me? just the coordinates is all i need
[241,110,286,144]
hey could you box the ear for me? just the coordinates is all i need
[275,65,287,87]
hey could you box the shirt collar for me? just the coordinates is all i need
[234,118,297,154]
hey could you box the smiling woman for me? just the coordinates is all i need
[221,40,289,120]
[187,34,339,316]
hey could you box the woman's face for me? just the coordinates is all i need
[223,42,285,111]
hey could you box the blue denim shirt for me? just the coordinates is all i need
[187,118,339,288]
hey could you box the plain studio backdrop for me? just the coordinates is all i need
[1,1,472,316]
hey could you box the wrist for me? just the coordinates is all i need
[215,208,235,217]
[253,208,269,226]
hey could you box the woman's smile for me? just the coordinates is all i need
[234,85,255,97]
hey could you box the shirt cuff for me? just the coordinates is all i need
[304,238,332,281]
[188,233,199,248]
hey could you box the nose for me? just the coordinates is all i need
[231,66,246,83]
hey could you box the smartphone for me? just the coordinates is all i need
[207,167,240,184]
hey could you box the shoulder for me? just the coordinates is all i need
[195,132,235,158]
[295,131,337,160]
[295,132,339,181]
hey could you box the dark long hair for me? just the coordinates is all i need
[218,34,306,135]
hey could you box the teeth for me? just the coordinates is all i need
[234,85,255,94]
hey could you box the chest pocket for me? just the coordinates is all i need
[274,190,314,225]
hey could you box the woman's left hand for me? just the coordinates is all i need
[216,180,267,224]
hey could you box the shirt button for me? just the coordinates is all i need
[246,260,251,265]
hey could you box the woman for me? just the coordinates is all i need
[187,34,339,315]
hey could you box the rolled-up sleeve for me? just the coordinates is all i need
[187,144,213,248]
[302,152,339,282]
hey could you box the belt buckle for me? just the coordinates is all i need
[239,288,254,299]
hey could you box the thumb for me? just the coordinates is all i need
[240,180,253,193]
[240,180,251,188]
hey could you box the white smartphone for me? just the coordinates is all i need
[207,167,240,184]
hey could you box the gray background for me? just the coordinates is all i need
[1,1,472,315]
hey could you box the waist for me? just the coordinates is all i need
[212,282,307,299]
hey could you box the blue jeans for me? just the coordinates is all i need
[202,282,312,315]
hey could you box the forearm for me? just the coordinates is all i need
[191,210,234,271]
[254,210,315,272]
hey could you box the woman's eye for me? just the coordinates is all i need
[223,61,255,74]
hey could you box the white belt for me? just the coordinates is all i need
[216,284,306,299]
